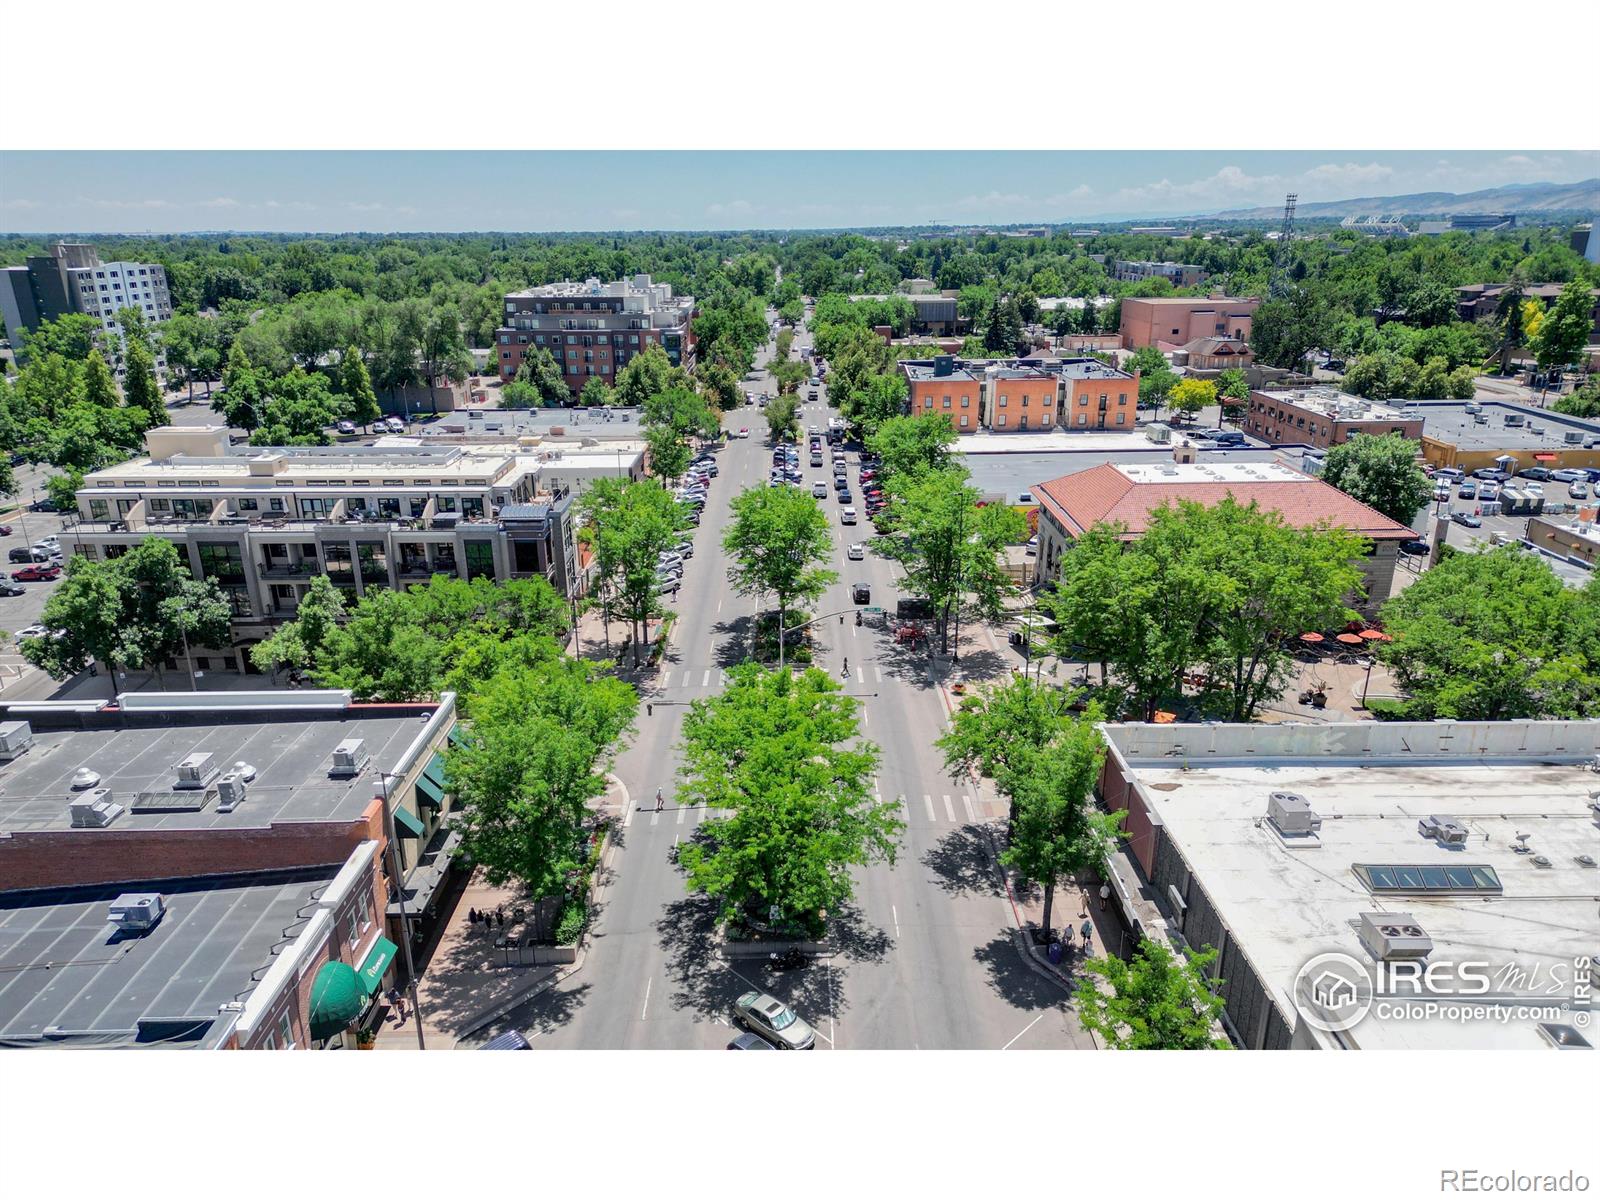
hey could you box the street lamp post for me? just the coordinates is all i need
[778,605,864,672]
[1358,656,1375,709]
[379,772,427,1051]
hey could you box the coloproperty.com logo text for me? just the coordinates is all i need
[1292,952,1593,1034]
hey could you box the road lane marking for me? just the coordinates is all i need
[1001,1012,1046,1051]
[650,808,661,826]
[923,794,936,821]
[963,794,978,823]
[856,667,864,683]
[681,670,692,687]
[892,905,900,939]
[677,805,686,825]
[943,794,956,822]
[874,666,882,683]
[641,978,652,1022]
[702,669,711,687]
[716,598,723,614]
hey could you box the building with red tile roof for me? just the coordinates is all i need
[1031,458,1414,609]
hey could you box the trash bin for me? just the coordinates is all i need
[1047,941,1063,965]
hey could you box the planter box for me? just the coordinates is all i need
[532,945,579,965]
[719,928,833,959]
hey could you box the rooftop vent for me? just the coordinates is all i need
[0,720,34,761]
[174,752,220,790]
[1575,855,1597,868]
[69,789,125,828]
[1358,911,1433,961]
[330,739,370,778]
[1417,815,1469,846]
[108,893,165,933]
[70,767,102,790]
[1267,791,1322,837]
[1530,425,1546,436]
[1536,1022,1593,1050]
[1532,854,1553,869]
[1563,430,1584,445]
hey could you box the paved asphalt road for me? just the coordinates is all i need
[469,312,1089,1050]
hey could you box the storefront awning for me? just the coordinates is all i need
[308,961,365,1042]
[357,936,398,996]
[1533,453,1558,461]
[448,726,473,750]
[415,772,444,811]
[393,805,426,839]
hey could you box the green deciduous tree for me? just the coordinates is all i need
[1075,939,1230,1050]
[337,346,382,429]
[122,338,166,428]
[1533,279,1595,370]
[722,485,837,641]
[250,574,347,675]
[1167,377,1215,423]
[763,392,798,443]
[1319,432,1434,526]
[515,345,571,407]
[1553,379,1600,419]
[1250,285,1332,370]
[675,664,900,937]
[580,477,691,666]
[866,412,958,482]
[1378,549,1600,720]
[874,467,1026,652]
[447,657,636,898]
[249,367,347,446]
[614,344,675,408]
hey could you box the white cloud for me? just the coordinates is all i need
[198,196,240,208]
[1,198,41,210]
[1302,161,1394,189]
[951,190,1031,211]
[396,205,418,216]
[347,201,385,212]
[706,199,754,218]
[75,195,171,209]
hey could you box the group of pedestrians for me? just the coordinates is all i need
[470,906,508,931]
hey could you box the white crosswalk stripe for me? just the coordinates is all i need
[677,805,686,825]
[963,794,978,823]
[874,666,883,683]
[702,669,711,687]
[923,794,936,821]
[943,794,957,822]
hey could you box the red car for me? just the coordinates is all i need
[12,564,61,582]
[0,524,12,536]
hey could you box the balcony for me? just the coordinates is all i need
[259,560,319,579]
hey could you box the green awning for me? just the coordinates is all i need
[415,772,444,811]
[357,936,398,997]
[423,750,448,790]
[448,726,473,749]
[308,961,365,1041]
[393,805,426,839]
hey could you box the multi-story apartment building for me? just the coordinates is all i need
[0,242,173,358]
[1244,387,1423,449]
[901,356,1139,433]
[1119,293,1259,351]
[495,274,694,393]
[1455,282,1600,341]
[58,427,647,670]
[1111,260,1207,287]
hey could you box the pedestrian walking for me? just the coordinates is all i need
[1099,883,1110,912]
[1080,919,1094,953]
[385,986,406,1021]
[496,906,505,926]
[468,907,479,925]
[655,787,665,813]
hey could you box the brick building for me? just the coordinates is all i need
[1454,282,1600,341]
[495,274,694,393]
[1031,457,1413,610]
[1119,294,1260,351]
[900,356,1139,434]
[1244,388,1423,449]
[1112,260,1207,287]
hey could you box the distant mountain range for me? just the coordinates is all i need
[1209,179,1599,221]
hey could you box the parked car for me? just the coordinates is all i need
[1471,468,1508,482]
[335,420,357,435]
[0,524,11,536]
[12,565,59,581]
[1025,536,1038,557]
[1451,512,1483,528]
[1479,484,1501,502]
[0,583,25,597]
[727,1031,776,1050]
[478,1030,533,1050]
[732,991,816,1050]
[27,498,58,513]
[1570,483,1590,500]
[811,481,828,498]
[1457,482,1477,499]
[15,623,49,639]
[1517,467,1550,482]
[8,547,50,564]
[1549,468,1588,484]
[1399,538,1431,556]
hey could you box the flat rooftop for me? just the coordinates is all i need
[1105,720,1600,1051]
[1262,388,1413,422]
[0,710,427,835]
[420,407,645,439]
[962,445,1282,503]
[0,867,334,1047]
[1416,401,1600,452]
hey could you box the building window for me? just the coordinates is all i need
[961,396,970,407]
[1078,396,1087,406]
[1116,412,1126,425]
[998,397,1007,407]
[276,1012,295,1049]
[997,414,1007,427]
[1078,413,1088,426]
[357,541,388,584]
[943,397,951,408]
[959,414,969,427]
[464,540,496,581]
[197,542,246,584]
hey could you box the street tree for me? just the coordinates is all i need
[580,376,616,408]
[1075,939,1230,1050]
[122,338,166,428]
[614,344,675,408]
[250,574,347,675]
[580,478,691,666]
[1378,548,1600,720]
[763,392,798,443]
[514,345,571,407]
[846,371,907,436]
[874,466,1026,652]
[1320,432,1434,526]
[1250,284,1332,371]
[337,345,382,429]
[447,657,637,898]
[675,664,901,938]
[866,412,958,482]
[1001,717,1121,943]
[939,673,1087,826]
[723,485,837,642]
[1492,281,1527,374]
[250,367,348,446]
[643,384,719,482]
[1167,377,1215,423]
[24,538,233,687]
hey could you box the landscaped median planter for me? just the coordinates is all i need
[718,927,834,959]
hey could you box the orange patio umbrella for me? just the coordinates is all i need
[1359,629,1393,643]
[1299,632,1324,643]
[1153,711,1178,724]
[1335,632,1364,646]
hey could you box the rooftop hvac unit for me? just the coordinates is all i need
[69,789,125,828]
[330,739,370,778]
[0,720,34,760]
[215,772,248,812]
[1417,815,1469,845]
[1530,426,1546,436]
[70,767,101,789]
[174,752,220,789]
[1563,430,1584,444]
[1266,790,1322,837]
[108,893,165,932]
[1358,912,1433,961]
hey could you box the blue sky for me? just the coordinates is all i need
[2,151,1595,234]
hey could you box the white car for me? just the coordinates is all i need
[16,624,48,640]
[847,543,865,560]
[335,420,357,435]
[1571,483,1591,500]
[734,427,750,438]
[841,506,857,524]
